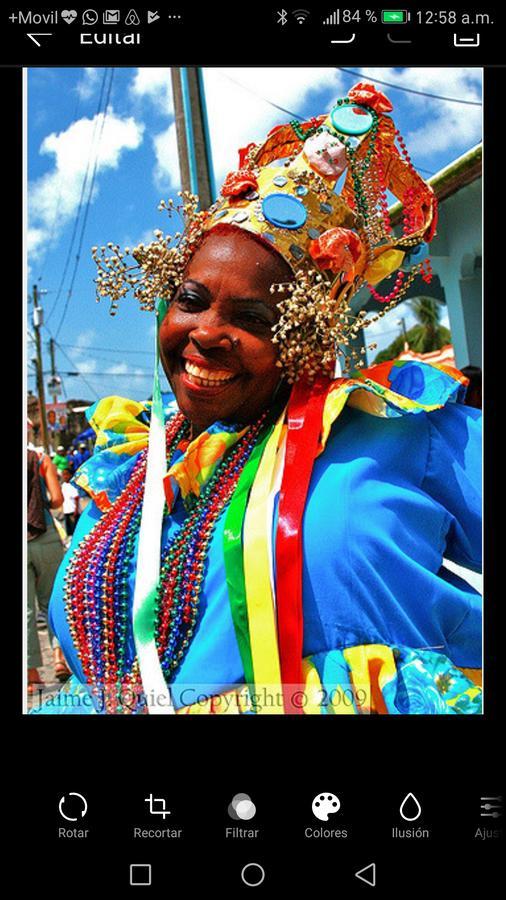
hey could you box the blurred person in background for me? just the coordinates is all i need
[27,448,71,691]
[460,365,482,410]
[53,445,69,479]
[61,468,80,538]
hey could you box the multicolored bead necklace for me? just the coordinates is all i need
[63,410,268,713]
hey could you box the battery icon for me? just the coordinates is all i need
[381,10,409,23]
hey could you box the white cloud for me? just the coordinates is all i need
[106,362,148,380]
[122,227,162,250]
[356,67,482,157]
[152,122,178,190]
[74,329,96,351]
[29,108,144,260]
[27,227,46,254]
[65,331,98,378]
[75,68,100,100]
[141,67,345,192]
[105,362,128,375]
[76,358,97,375]
[130,68,174,115]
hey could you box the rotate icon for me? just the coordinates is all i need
[59,792,88,821]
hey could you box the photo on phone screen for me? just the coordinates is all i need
[8,5,502,893]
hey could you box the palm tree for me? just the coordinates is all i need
[373,296,451,364]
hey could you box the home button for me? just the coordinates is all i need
[241,863,266,887]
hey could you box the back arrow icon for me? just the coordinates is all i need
[355,863,376,887]
[27,33,53,47]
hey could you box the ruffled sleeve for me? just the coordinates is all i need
[319,358,469,454]
[302,645,482,715]
[72,396,152,510]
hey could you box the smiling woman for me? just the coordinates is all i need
[36,83,482,716]
[159,225,293,435]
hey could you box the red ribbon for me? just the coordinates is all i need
[275,374,331,714]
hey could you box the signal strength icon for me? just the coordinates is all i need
[293,9,310,23]
[323,10,340,25]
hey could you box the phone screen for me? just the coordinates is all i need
[11,4,502,893]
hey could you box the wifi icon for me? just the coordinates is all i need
[293,9,310,23]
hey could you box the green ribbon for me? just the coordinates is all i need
[223,422,275,693]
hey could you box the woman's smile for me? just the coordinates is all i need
[179,354,241,394]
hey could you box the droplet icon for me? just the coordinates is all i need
[399,792,422,822]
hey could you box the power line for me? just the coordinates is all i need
[45,69,109,326]
[35,369,153,377]
[37,90,82,283]
[218,70,309,123]
[54,68,115,340]
[59,342,153,356]
[49,334,101,400]
[217,70,434,176]
[335,68,482,106]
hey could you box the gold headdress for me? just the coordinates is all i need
[93,82,437,380]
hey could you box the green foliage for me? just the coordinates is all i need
[373,296,452,364]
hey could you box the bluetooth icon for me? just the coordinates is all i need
[277,9,288,25]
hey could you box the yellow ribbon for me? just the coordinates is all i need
[242,411,286,713]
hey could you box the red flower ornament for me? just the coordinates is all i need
[221,167,258,198]
[348,82,393,114]
[309,227,363,281]
[238,142,257,168]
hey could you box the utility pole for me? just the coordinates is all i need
[170,67,216,209]
[397,316,409,351]
[32,283,50,453]
[49,337,58,404]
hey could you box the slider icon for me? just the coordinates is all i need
[480,796,503,818]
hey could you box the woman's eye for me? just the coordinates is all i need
[176,292,205,309]
[238,312,271,327]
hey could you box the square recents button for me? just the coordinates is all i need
[130,864,152,887]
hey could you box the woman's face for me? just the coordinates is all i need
[159,229,292,434]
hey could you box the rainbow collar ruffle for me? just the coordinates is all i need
[75,358,467,510]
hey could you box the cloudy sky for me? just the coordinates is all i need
[27,67,482,403]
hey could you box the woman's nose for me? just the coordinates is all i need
[189,318,236,352]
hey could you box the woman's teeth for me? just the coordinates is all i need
[184,360,236,387]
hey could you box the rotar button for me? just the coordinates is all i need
[58,792,88,822]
